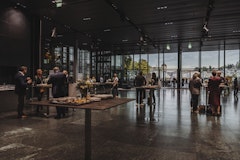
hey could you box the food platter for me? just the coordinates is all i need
[50,94,112,105]
[93,94,113,99]
[51,97,91,105]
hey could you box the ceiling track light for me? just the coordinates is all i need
[203,24,209,32]
[52,0,63,8]
[51,27,56,37]
[104,29,111,32]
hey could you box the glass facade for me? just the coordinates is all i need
[105,46,240,88]
[41,42,240,88]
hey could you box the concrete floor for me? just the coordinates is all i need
[0,88,240,160]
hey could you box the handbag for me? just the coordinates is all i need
[198,105,206,113]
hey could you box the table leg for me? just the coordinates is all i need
[85,109,91,160]
[45,88,50,117]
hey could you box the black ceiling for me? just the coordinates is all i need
[9,0,240,53]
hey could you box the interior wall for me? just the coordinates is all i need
[0,3,31,84]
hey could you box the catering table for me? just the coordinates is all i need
[28,97,134,160]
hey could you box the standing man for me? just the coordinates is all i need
[14,66,32,118]
[134,71,146,106]
[47,67,67,119]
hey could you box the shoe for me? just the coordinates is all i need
[21,115,27,118]
[54,115,61,119]
[18,115,27,118]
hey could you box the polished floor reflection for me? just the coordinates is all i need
[0,88,240,160]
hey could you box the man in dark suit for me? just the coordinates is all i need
[134,71,146,106]
[14,66,32,118]
[47,67,67,119]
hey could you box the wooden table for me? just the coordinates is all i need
[28,97,135,160]
[33,84,52,116]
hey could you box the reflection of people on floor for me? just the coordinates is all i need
[136,104,145,123]
[149,105,156,122]
[208,70,222,116]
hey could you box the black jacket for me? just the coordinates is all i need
[47,72,67,98]
[14,72,28,95]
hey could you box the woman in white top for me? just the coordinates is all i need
[112,73,119,98]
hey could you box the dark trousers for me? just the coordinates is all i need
[136,88,145,104]
[191,94,199,111]
[36,92,43,112]
[149,89,156,103]
[53,95,66,117]
[112,86,118,98]
[56,107,65,116]
[17,94,25,116]
[234,87,238,96]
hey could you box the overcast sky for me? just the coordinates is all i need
[145,49,240,69]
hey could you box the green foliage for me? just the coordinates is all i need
[124,55,132,70]
[123,57,152,75]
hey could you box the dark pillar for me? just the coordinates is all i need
[162,49,165,87]
[158,47,160,79]
[223,40,226,77]
[30,16,41,77]
[177,42,182,89]
[85,109,92,160]
[73,38,78,82]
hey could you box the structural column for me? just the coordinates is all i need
[223,40,226,77]
[177,42,182,89]
[73,38,78,82]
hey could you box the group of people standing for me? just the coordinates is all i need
[189,69,237,116]
[134,71,158,106]
[14,66,69,119]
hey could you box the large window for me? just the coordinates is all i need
[149,53,159,77]
[182,51,199,87]
[140,54,148,74]
[161,52,178,87]
[225,49,239,77]
[78,49,90,80]
[201,50,219,79]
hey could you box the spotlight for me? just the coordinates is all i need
[51,27,56,37]
[203,24,209,32]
